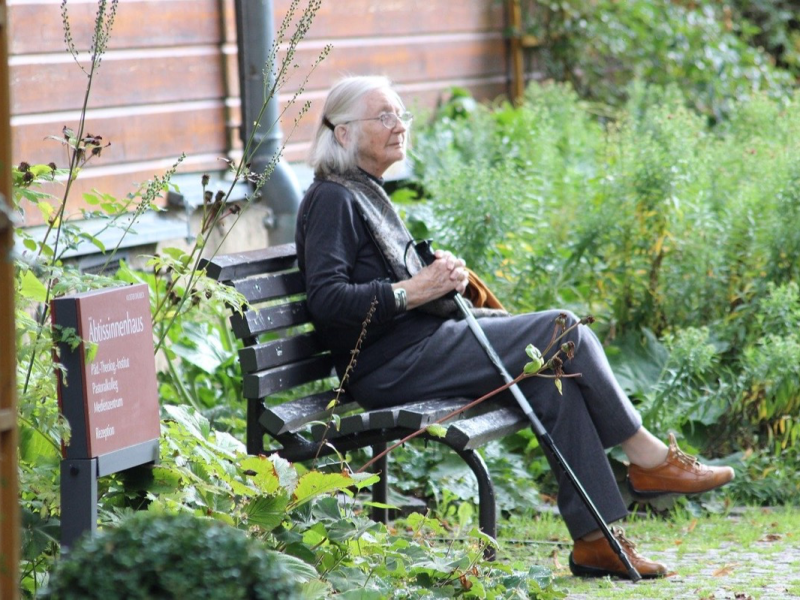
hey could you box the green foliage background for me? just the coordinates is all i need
[402,79,800,506]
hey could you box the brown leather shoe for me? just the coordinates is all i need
[569,527,668,579]
[628,433,734,497]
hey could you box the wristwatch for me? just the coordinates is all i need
[393,287,407,312]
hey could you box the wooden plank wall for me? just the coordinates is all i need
[9,0,508,227]
[271,0,508,162]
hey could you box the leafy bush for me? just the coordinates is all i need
[407,81,800,500]
[517,0,794,120]
[726,0,800,74]
[41,512,303,600]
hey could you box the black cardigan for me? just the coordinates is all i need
[295,177,444,380]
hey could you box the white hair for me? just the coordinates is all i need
[309,75,404,177]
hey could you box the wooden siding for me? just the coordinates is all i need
[10,0,510,226]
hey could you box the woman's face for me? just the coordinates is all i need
[348,88,408,179]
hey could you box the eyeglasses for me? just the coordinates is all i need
[346,111,413,130]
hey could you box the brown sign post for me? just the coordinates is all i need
[52,283,160,548]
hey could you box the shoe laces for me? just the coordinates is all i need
[669,433,702,471]
[611,527,643,558]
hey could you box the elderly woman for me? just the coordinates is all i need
[295,75,733,579]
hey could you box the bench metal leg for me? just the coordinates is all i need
[370,443,389,524]
[455,448,497,560]
[247,398,265,455]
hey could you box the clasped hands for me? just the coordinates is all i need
[392,249,468,311]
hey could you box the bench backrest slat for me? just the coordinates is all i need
[232,271,305,304]
[203,246,298,281]
[238,332,323,373]
[243,355,335,399]
[231,300,310,339]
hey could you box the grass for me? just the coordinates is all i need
[495,505,800,599]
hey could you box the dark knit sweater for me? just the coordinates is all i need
[295,176,445,380]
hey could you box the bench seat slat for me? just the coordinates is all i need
[239,332,323,373]
[368,407,401,429]
[396,398,476,430]
[202,244,297,281]
[232,271,305,304]
[243,356,335,398]
[231,300,309,339]
[259,391,359,435]
[445,407,528,450]
[311,412,370,441]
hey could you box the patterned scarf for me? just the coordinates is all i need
[324,169,506,319]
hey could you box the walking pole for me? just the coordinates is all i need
[418,243,642,582]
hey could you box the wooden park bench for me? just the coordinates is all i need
[202,243,529,551]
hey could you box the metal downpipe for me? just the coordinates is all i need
[234,0,302,245]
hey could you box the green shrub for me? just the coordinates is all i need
[407,81,800,493]
[41,512,302,600]
[518,0,794,120]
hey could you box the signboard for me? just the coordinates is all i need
[52,283,160,460]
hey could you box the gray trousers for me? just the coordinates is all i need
[349,310,642,540]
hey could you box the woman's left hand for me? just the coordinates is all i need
[435,249,469,295]
[393,249,469,309]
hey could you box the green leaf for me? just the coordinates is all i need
[524,357,544,374]
[269,550,320,581]
[240,455,281,495]
[30,164,55,178]
[18,424,60,464]
[163,404,211,440]
[85,340,98,363]
[23,238,37,251]
[169,323,232,373]
[36,201,54,221]
[162,247,189,262]
[347,471,380,489]
[554,378,563,395]
[270,454,299,492]
[362,501,399,510]
[78,232,106,253]
[467,526,499,548]
[525,344,542,361]
[291,471,354,509]
[20,508,60,562]
[83,192,100,205]
[244,493,289,531]
[390,187,420,203]
[285,542,318,566]
[426,423,448,438]
[457,501,474,530]
[18,270,48,302]
[605,328,669,396]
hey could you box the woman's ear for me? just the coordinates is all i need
[334,124,348,147]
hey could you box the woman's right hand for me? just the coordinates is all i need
[393,250,468,310]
